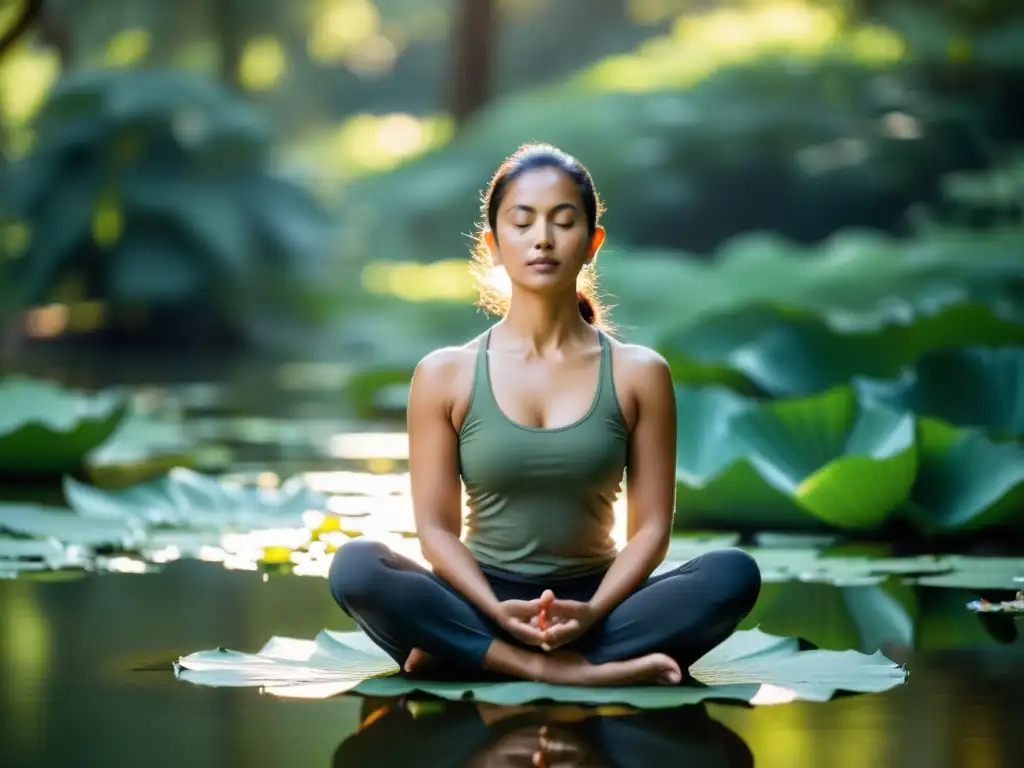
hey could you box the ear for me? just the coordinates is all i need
[483,230,502,266]
[584,226,606,266]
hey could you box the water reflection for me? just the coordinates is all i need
[333,700,753,768]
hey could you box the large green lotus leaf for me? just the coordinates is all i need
[674,387,816,530]
[856,347,1024,438]
[63,467,327,530]
[660,301,1024,397]
[176,626,905,706]
[901,419,1024,532]
[0,379,127,476]
[728,387,917,529]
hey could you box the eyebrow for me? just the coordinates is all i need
[507,202,579,214]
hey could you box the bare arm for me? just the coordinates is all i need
[587,349,677,618]
[407,350,505,623]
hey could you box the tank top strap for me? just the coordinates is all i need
[466,329,497,420]
[595,329,618,412]
[476,328,492,383]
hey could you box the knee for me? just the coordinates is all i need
[706,547,762,608]
[328,538,388,606]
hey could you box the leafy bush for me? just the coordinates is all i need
[341,57,1008,261]
[0,69,337,349]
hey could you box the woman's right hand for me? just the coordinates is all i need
[496,599,548,647]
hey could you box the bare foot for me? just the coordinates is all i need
[541,651,681,687]
[403,647,434,676]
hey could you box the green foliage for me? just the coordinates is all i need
[342,54,1012,260]
[0,69,338,348]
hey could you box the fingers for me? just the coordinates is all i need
[508,619,547,646]
[541,619,580,649]
[539,589,555,609]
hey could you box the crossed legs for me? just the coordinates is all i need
[329,539,761,683]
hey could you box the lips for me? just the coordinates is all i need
[527,257,559,267]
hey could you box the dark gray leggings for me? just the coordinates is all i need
[328,539,761,675]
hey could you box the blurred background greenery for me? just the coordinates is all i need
[1,0,1024,538]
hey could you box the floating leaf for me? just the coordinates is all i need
[856,347,1024,438]
[63,467,327,530]
[0,379,127,477]
[903,419,1024,532]
[907,555,1024,590]
[675,386,917,531]
[85,414,197,488]
[176,626,905,706]
[0,504,142,547]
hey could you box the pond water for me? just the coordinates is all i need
[0,360,1022,767]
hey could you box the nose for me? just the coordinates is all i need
[534,235,553,251]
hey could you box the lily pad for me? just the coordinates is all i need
[856,347,1024,438]
[903,419,1024,532]
[0,504,142,547]
[85,415,197,489]
[0,378,127,476]
[674,386,917,531]
[907,556,1024,590]
[63,467,328,530]
[176,626,905,706]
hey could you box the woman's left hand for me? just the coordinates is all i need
[532,589,599,650]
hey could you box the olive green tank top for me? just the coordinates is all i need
[458,329,628,576]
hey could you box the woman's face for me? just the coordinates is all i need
[487,166,604,296]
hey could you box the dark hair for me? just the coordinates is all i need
[471,143,607,327]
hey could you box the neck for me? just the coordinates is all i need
[497,287,592,354]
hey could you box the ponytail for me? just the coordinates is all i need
[577,291,597,325]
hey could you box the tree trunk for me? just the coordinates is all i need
[448,0,497,128]
[211,0,245,89]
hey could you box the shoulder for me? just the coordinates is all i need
[606,337,672,385]
[413,342,477,382]
[409,335,485,410]
[605,337,674,423]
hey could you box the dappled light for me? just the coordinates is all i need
[103,28,151,69]
[307,0,382,64]
[239,35,288,91]
[361,258,476,301]
[577,3,904,93]
[0,46,59,126]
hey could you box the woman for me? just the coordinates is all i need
[329,143,761,687]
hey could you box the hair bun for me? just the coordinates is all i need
[577,291,596,325]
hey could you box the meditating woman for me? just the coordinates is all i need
[329,143,761,687]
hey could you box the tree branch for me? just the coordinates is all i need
[0,0,45,61]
